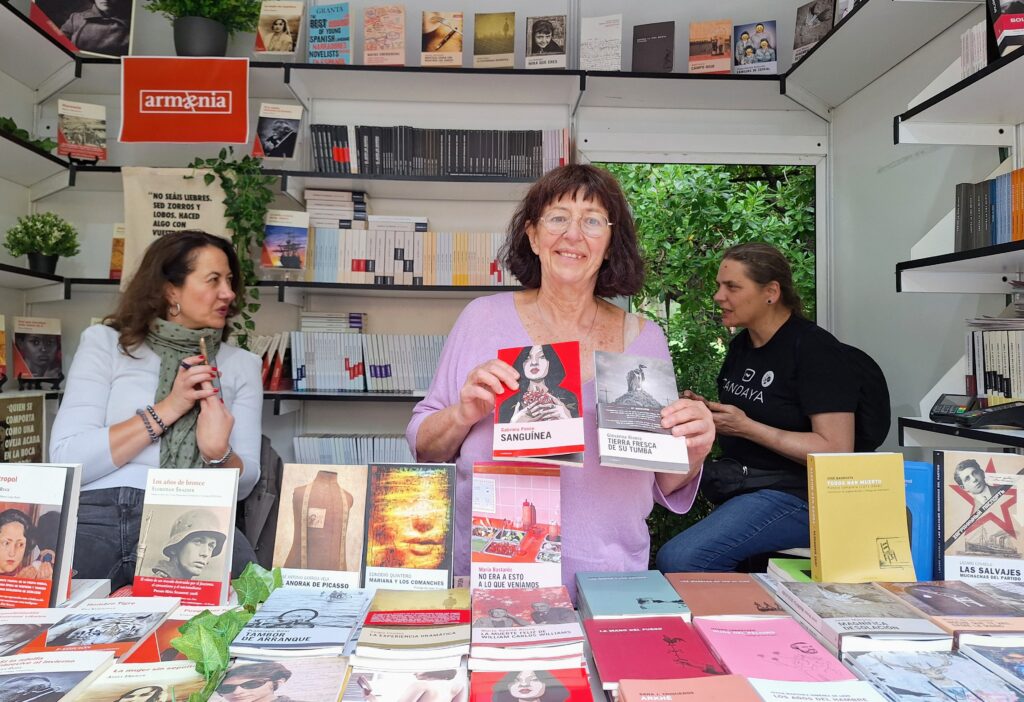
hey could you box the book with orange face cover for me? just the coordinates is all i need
[665,572,785,617]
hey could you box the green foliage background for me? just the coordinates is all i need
[597,163,817,561]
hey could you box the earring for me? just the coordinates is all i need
[766,299,773,305]
[170,302,182,316]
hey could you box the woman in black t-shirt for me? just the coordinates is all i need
[656,242,857,573]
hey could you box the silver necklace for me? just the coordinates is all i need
[535,293,600,344]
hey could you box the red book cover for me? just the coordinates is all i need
[470,669,593,702]
[124,605,233,663]
[584,616,725,689]
[493,342,584,465]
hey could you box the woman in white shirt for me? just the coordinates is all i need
[50,231,263,590]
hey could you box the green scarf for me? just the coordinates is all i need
[146,318,222,469]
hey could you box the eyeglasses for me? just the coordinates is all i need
[220,680,271,693]
[537,212,613,238]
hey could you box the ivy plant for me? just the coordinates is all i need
[187,148,275,348]
[4,212,80,257]
[145,0,261,35]
[0,116,57,153]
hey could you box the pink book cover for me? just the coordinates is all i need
[693,617,856,682]
[584,617,725,688]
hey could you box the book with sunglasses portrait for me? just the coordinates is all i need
[492,342,585,468]
[0,463,81,609]
[230,585,372,659]
[595,350,690,474]
[0,651,114,702]
[76,659,205,702]
[132,468,239,607]
[216,656,351,702]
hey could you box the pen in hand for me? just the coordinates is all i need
[199,337,221,395]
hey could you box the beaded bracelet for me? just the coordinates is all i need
[136,408,159,443]
[145,405,167,433]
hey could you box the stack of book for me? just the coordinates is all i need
[290,332,445,393]
[300,311,367,333]
[292,435,414,465]
[954,166,1024,252]
[351,588,471,668]
[305,189,369,229]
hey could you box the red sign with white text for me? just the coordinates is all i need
[120,57,249,143]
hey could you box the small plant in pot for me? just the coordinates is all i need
[4,212,80,276]
[145,0,262,56]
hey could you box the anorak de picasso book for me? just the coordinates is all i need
[693,617,857,682]
[688,20,732,74]
[576,570,690,621]
[775,581,951,653]
[935,449,1024,584]
[364,5,405,65]
[470,586,582,653]
[273,464,368,589]
[133,468,239,606]
[12,317,62,381]
[595,350,689,473]
[493,342,584,466]
[471,462,562,591]
[473,12,514,68]
[665,572,784,617]
[421,11,463,67]
[808,452,916,583]
[57,99,106,162]
[0,463,81,608]
[308,3,351,64]
[362,463,455,591]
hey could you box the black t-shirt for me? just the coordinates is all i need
[716,314,857,499]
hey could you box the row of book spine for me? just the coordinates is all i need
[965,326,1024,404]
[290,332,445,393]
[308,228,516,287]
[953,167,1024,252]
[292,434,415,465]
[309,124,569,179]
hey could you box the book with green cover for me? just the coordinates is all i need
[767,558,812,583]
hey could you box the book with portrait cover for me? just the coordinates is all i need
[793,0,835,63]
[364,5,405,65]
[12,317,62,382]
[76,660,205,702]
[354,587,471,662]
[362,463,455,591]
[808,452,916,583]
[774,581,951,654]
[576,570,690,621]
[878,580,1024,641]
[230,586,371,658]
[595,350,688,473]
[694,617,857,682]
[349,662,470,702]
[0,463,81,609]
[132,468,239,606]
[746,679,889,702]
[254,1,304,55]
[585,616,724,691]
[307,3,351,64]
[0,651,114,702]
[252,103,303,159]
[470,586,582,654]
[733,20,777,75]
[846,650,1024,702]
[109,225,125,280]
[29,0,135,58]
[470,669,593,702]
[21,597,178,660]
[525,15,567,69]
[471,462,562,591]
[57,100,106,162]
[688,20,732,74]
[123,604,233,663]
[665,572,784,618]
[618,676,762,702]
[988,0,1024,57]
[473,12,514,68]
[492,342,584,467]
[212,657,351,702]
[273,464,368,590]
[421,11,463,66]
[935,450,1024,584]
[261,210,309,271]
[632,21,674,73]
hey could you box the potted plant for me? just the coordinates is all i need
[4,212,80,275]
[145,0,262,56]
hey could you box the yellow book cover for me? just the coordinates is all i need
[808,452,916,583]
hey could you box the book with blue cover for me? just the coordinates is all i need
[308,3,351,64]
[576,570,690,621]
[903,460,935,581]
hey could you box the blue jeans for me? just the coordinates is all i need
[655,489,809,573]
[75,486,258,591]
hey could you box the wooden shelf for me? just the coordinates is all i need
[895,240,1024,293]
[259,280,517,304]
[784,0,978,112]
[579,72,793,112]
[0,131,68,188]
[899,416,1024,449]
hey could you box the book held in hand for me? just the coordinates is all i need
[595,350,688,473]
[252,103,303,159]
[307,3,351,64]
[0,463,81,608]
[132,468,239,606]
[57,100,106,162]
[493,342,584,467]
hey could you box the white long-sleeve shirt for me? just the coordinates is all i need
[50,324,263,498]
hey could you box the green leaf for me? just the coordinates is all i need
[204,173,215,186]
[231,562,282,612]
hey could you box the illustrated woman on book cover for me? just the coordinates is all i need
[407,164,714,601]
[492,671,569,702]
[498,345,579,424]
[50,231,263,591]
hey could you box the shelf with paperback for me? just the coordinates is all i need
[898,416,1024,449]
[782,0,978,115]
[265,390,426,416]
[895,47,1024,145]
[258,281,521,306]
[895,240,1024,294]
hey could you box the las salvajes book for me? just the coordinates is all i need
[595,350,689,473]
[133,468,239,606]
[471,462,562,591]
[493,342,584,466]
[57,99,106,162]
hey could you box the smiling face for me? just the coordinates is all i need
[523,346,550,382]
[713,259,773,329]
[166,245,236,330]
[173,535,217,577]
[534,29,552,48]
[527,193,612,292]
[509,672,546,702]
[0,522,27,575]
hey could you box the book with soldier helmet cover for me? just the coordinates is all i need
[133,469,238,606]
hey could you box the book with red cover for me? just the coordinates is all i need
[988,0,1024,57]
[470,669,592,702]
[584,616,725,690]
[665,572,785,618]
[123,605,233,663]
[493,342,584,466]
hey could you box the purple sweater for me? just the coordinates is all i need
[406,293,701,599]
